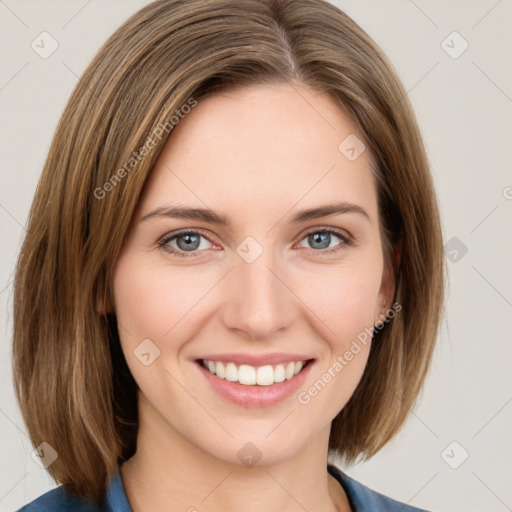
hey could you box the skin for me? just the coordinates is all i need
[112,82,395,512]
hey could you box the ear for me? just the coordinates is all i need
[96,289,114,316]
[374,238,401,324]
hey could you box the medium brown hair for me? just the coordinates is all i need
[12,0,445,504]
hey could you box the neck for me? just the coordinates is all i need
[120,395,349,512]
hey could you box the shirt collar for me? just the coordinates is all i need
[105,466,133,512]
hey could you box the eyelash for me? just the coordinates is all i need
[157,227,353,259]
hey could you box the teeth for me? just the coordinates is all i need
[225,362,238,382]
[239,365,256,385]
[201,359,307,386]
[286,362,295,379]
[215,361,225,379]
[256,365,274,386]
[274,364,285,383]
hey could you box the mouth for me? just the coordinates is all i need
[194,357,316,408]
[195,358,315,386]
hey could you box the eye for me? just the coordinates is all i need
[157,227,353,259]
[297,227,352,254]
[157,230,215,258]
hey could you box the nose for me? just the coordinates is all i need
[220,249,297,341]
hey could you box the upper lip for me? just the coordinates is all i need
[196,352,315,366]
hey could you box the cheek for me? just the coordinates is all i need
[291,259,382,414]
[296,258,384,342]
[112,255,218,343]
[111,256,230,401]
[309,274,377,360]
[110,255,213,406]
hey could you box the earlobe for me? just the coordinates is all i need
[96,292,114,316]
[381,261,396,310]
[375,239,401,324]
[96,299,108,316]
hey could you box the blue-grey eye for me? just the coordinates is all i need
[299,230,346,251]
[309,232,330,249]
[175,233,201,251]
[160,231,213,256]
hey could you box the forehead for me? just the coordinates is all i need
[137,83,378,223]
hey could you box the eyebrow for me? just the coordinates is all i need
[140,201,371,226]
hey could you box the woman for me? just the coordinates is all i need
[12,0,445,511]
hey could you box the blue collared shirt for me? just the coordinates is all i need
[17,464,431,511]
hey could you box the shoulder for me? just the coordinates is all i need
[328,464,434,512]
[15,485,100,512]
[15,466,131,512]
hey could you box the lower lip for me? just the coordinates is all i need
[195,359,315,408]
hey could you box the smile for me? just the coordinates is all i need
[199,358,311,386]
[195,357,316,408]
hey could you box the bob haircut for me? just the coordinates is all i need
[12,0,445,505]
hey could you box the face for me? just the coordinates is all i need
[111,83,394,466]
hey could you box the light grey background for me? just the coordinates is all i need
[1,1,511,511]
